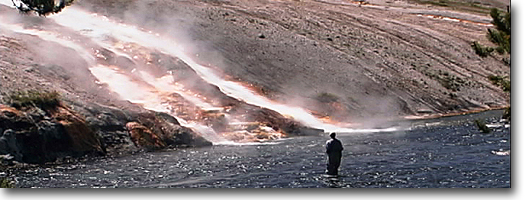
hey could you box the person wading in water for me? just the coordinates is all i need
[326,132,344,176]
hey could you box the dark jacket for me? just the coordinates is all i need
[326,138,344,175]
[326,138,343,155]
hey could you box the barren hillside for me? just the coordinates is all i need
[77,0,510,122]
[1,0,511,126]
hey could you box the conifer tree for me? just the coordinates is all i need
[11,0,75,16]
[471,8,510,60]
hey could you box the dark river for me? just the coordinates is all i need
[13,110,510,188]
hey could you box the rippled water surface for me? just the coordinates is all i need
[14,111,510,188]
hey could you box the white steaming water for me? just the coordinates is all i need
[89,65,232,144]
[0,22,96,65]
[0,2,400,139]
[52,6,400,133]
[89,65,170,112]
[136,71,218,110]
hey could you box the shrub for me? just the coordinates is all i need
[488,75,510,92]
[503,106,510,121]
[487,29,510,54]
[316,92,339,103]
[0,178,14,188]
[471,41,493,58]
[474,119,491,133]
[499,79,510,92]
[7,90,61,109]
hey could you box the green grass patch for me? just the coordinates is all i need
[7,90,61,109]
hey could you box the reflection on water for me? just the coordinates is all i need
[14,111,510,188]
[0,1,510,188]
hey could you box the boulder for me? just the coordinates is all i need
[50,106,105,154]
[132,112,212,148]
[160,123,212,148]
[416,109,433,114]
[125,122,166,150]
[0,129,22,161]
[0,104,104,164]
[250,107,323,136]
[68,101,212,153]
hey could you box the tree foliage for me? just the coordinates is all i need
[488,75,510,92]
[471,8,510,57]
[471,41,493,58]
[12,0,75,16]
[490,7,511,36]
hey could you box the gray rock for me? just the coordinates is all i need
[24,67,34,72]
[0,129,22,161]
[416,109,433,114]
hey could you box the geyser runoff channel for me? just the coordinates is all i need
[1,1,399,134]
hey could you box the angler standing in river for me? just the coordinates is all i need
[326,132,344,176]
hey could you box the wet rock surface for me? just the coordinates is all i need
[0,104,104,164]
[64,100,217,155]
[126,122,166,150]
[0,99,218,164]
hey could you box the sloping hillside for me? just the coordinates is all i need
[1,0,510,133]
[78,0,510,123]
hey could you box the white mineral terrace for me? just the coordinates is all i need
[1,1,401,135]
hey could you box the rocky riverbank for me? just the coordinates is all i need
[0,97,213,164]
[0,19,322,166]
[0,0,510,168]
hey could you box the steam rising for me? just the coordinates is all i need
[1,1,401,144]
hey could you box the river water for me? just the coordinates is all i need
[12,110,510,188]
[0,1,510,188]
